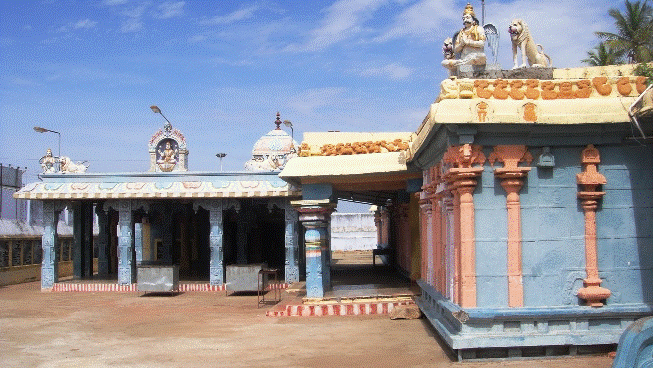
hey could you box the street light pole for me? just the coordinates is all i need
[150,105,172,128]
[33,126,61,158]
[283,120,295,152]
[216,153,226,172]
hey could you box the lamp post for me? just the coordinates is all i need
[216,153,226,172]
[33,126,61,158]
[283,120,295,152]
[150,105,172,128]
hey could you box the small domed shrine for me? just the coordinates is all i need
[244,113,297,172]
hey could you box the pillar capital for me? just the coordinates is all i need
[292,200,336,224]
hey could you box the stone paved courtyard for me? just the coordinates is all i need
[0,280,616,367]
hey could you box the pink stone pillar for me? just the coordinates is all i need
[446,169,483,308]
[576,145,611,307]
[489,145,532,308]
[442,144,485,308]
[431,193,442,292]
[419,198,430,283]
[457,183,478,308]
[442,194,455,300]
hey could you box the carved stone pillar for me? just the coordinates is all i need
[489,145,533,308]
[431,164,445,294]
[41,201,63,290]
[83,203,93,278]
[442,194,455,300]
[72,202,85,279]
[134,221,143,265]
[95,204,110,278]
[374,210,382,247]
[576,145,611,307]
[431,190,443,294]
[194,199,239,286]
[294,201,336,299]
[162,208,174,265]
[284,203,300,283]
[72,202,94,279]
[419,197,430,284]
[267,199,300,283]
[117,201,135,285]
[443,144,485,308]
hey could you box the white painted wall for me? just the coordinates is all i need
[330,212,377,251]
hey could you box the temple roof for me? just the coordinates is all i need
[13,172,300,200]
[280,132,421,192]
[409,65,650,164]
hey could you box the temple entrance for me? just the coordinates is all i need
[223,200,286,279]
[327,201,414,300]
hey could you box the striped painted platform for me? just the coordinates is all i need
[266,300,415,317]
[52,282,289,292]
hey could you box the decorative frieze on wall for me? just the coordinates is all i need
[298,139,410,157]
[439,76,647,102]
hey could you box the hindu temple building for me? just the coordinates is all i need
[13,113,305,289]
[11,1,653,360]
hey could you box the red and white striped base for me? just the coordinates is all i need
[53,283,138,292]
[267,300,414,317]
[51,282,289,292]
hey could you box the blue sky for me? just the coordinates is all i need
[1,0,618,185]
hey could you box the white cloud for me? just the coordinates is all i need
[284,0,388,52]
[57,18,97,32]
[288,87,348,116]
[154,1,185,19]
[361,63,412,80]
[120,18,143,33]
[0,37,15,46]
[75,19,98,29]
[102,0,129,5]
[10,77,39,86]
[374,0,458,42]
[122,4,148,18]
[188,34,206,43]
[200,5,260,25]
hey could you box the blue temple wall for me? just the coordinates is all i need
[474,165,508,308]
[471,144,653,309]
[596,145,653,305]
[519,146,588,308]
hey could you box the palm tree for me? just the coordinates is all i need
[595,0,653,64]
[582,42,623,66]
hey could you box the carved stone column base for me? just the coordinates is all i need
[577,281,611,307]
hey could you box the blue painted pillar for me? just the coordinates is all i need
[73,202,84,279]
[208,205,224,285]
[294,201,336,299]
[95,205,110,278]
[72,202,94,279]
[83,203,93,278]
[41,201,62,290]
[134,222,143,265]
[162,211,174,265]
[236,212,249,265]
[284,202,300,283]
[117,201,135,285]
[194,199,230,285]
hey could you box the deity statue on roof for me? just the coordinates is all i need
[441,3,487,73]
[39,148,58,173]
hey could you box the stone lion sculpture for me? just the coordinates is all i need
[508,19,552,69]
[59,156,89,173]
